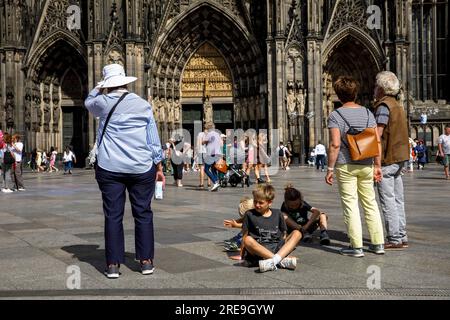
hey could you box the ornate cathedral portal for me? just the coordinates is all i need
[181,42,234,136]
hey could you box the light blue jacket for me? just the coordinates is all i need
[85,89,164,174]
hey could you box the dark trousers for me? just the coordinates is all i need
[171,160,183,181]
[95,165,156,265]
[316,155,325,170]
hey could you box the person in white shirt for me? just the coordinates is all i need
[63,146,76,175]
[203,122,222,192]
[438,125,450,180]
[11,134,25,191]
[314,142,327,172]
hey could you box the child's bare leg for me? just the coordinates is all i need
[243,236,274,259]
[319,213,328,230]
[276,230,302,259]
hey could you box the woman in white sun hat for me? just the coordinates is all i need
[85,63,165,279]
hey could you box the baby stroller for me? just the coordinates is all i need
[219,164,247,188]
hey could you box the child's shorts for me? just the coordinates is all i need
[243,239,286,267]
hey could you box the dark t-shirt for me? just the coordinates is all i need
[243,209,286,245]
[280,201,313,226]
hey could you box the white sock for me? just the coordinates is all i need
[272,254,282,265]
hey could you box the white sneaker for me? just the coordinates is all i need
[210,183,220,192]
[2,188,14,193]
[279,257,297,270]
[259,259,277,273]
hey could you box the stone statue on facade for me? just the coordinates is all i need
[158,97,166,123]
[286,80,297,119]
[203,95,213,124]
[234,98,241,123]
[152,96,160,122]
[43,82,51,132]
[5,88,15,130]
[24,87,32,131]
[32,83,42,132]
[166,97,174,123]
[174,98,181,124]
[52,84,61,132]
[241,97,248,122]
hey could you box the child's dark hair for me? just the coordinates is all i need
[284,184,304,206]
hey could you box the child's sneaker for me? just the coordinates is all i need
[224,241,240,252]
[302,232,313,243]
[320,230,331,246]
[340,247,364,258]
[279,257,297,270]
[259,259,277,273]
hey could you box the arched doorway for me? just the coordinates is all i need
[181,42,234,137]
[149,2,265,141]
[323,35,380,109]
[60,69,88,166]
[26,38,88,165]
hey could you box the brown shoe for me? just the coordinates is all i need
[402,242,409,248]
[384,242,404,250]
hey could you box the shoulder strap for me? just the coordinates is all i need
[334,108,352,128]
[97,92,129,148]
[334,109,351,149]
[365,108,370,128]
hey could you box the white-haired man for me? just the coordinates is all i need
[373,71,409,250]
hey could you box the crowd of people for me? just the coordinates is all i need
[28,146,77,175]
[82,63,450,278]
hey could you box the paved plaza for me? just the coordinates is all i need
[0,165,449,300]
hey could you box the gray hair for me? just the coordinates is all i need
[376,71,401,96]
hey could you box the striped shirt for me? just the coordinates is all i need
[328,106,376,165]
[85,89,164,174]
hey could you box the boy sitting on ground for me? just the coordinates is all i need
[242,184,302,273]
[281,184,331,245]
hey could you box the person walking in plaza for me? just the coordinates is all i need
[11,134,25,191]
[326,76,385,257]
[414,140,427,170]
[63,146,76,175]
[85,63,165,279]
[373,71,410,250]
[168,137,184,187]
[314,141,327,172]
[195,127,211,189]
[48,147,59,173]
[203,122,222,192]
[30,148,38,172]
[438,125,450,180]
[1,133,16,193]
[257,132,271,183]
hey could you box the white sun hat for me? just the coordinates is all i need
[97,64,137,88]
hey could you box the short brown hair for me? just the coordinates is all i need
[333,76,359,103]
[284,184,303,205]
[3,133,12,144]
[252,184,276,202]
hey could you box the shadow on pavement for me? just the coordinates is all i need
[61,245,141,275]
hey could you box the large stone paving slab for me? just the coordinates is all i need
[0,166,449,298]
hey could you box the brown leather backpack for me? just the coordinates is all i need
[335,108,380,161]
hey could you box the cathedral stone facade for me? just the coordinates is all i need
[1,0,448,163]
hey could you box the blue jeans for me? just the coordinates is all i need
[64,161,73,172]
[95,165,157,265]
[377,162,408,244]
[316,155,326,170]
